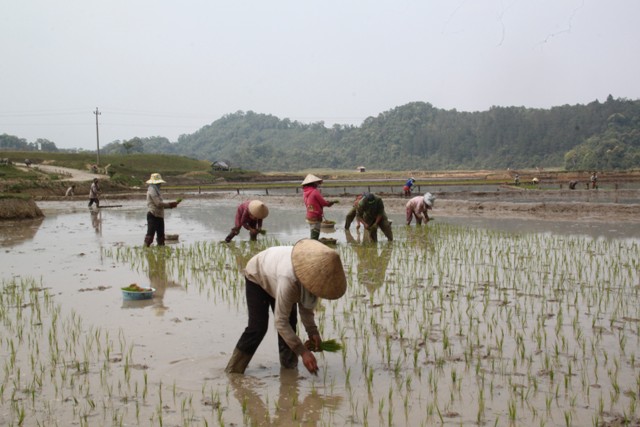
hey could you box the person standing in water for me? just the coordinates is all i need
[144,173,180,247]
[301,174,335,240]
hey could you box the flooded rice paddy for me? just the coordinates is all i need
[1,197,639,426]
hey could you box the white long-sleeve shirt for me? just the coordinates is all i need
[146,184,172,218]
[244,246,319,355]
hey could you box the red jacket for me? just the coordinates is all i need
[303,186,330,222]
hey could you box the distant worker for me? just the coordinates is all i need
[24,158,32,167]
[88,178,101,208]
[356,193,393,242]
[568,180,578,190]
[344,193,364,230]
[65,184,76,197]
[514,174,520,186]
[144,173,180,247]
[406,192,435,225]
[224,200,269,243]
[302,174,335,240]
[403,177,416,197]
[590,172,598,189]
[531,177,539,185]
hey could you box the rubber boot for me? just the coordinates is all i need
[144,235,154,247]
[279,348,298,369]
[310,227,320,240]
[225,348,253,374]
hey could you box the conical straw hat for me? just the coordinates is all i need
[291,239,346,300]
[248,200,269,219]
[301,174,323,186]
[146,173,166,184]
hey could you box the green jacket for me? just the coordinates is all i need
[356,195,387,225]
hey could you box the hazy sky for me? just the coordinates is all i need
[2,0,639,150]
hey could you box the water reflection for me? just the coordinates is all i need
[229,369,342,426]
[147,249,183,316]
[120,248,181,314]
[346,229,393,294]
[0,217,44,247]
[90,210,102,235]
[224,241,264,270]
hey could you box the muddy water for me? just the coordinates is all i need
[1,198,639,426]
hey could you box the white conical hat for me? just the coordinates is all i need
[146,173,166,184]
[423,192,435,207]
[291,239,346,300]
[301,174,323,186]
[248,200,269,219]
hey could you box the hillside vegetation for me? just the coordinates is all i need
[98,96,640,172]
[3,96,640,172]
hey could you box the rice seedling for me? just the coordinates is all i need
[3,215,639,425]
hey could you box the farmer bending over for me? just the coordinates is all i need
[225,239,347,375]
[406,192,435,225]
[224,200,269,242]
[356,193,393,242]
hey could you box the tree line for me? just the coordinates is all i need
[4,95,640,171]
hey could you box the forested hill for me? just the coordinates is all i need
[101,96,640,171]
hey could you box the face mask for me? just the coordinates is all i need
[300,284,318,309]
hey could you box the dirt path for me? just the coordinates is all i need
[18,163,110,182]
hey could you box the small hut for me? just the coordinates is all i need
[357,166,366,173]
[212,161,231,171]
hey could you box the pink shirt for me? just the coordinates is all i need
[406,196,427,214]
[303,186,330,222]
[234,200,262,229]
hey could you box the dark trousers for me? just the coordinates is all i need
[145,212,165,246]
[235,279,297,362]
[88,198,100,208]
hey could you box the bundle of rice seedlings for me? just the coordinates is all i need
[319,339,343,352]
[305,339,343,352]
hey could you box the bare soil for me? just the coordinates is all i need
[2,166,639,222]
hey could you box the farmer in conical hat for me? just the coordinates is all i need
[225,239,347,375]
[406,192,435,225]
[144,173,180,247]
[301,174,335,240]
[224,200,269,243]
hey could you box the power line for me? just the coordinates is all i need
[94,108,101,166]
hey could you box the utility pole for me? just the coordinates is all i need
[94,107,101,166]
